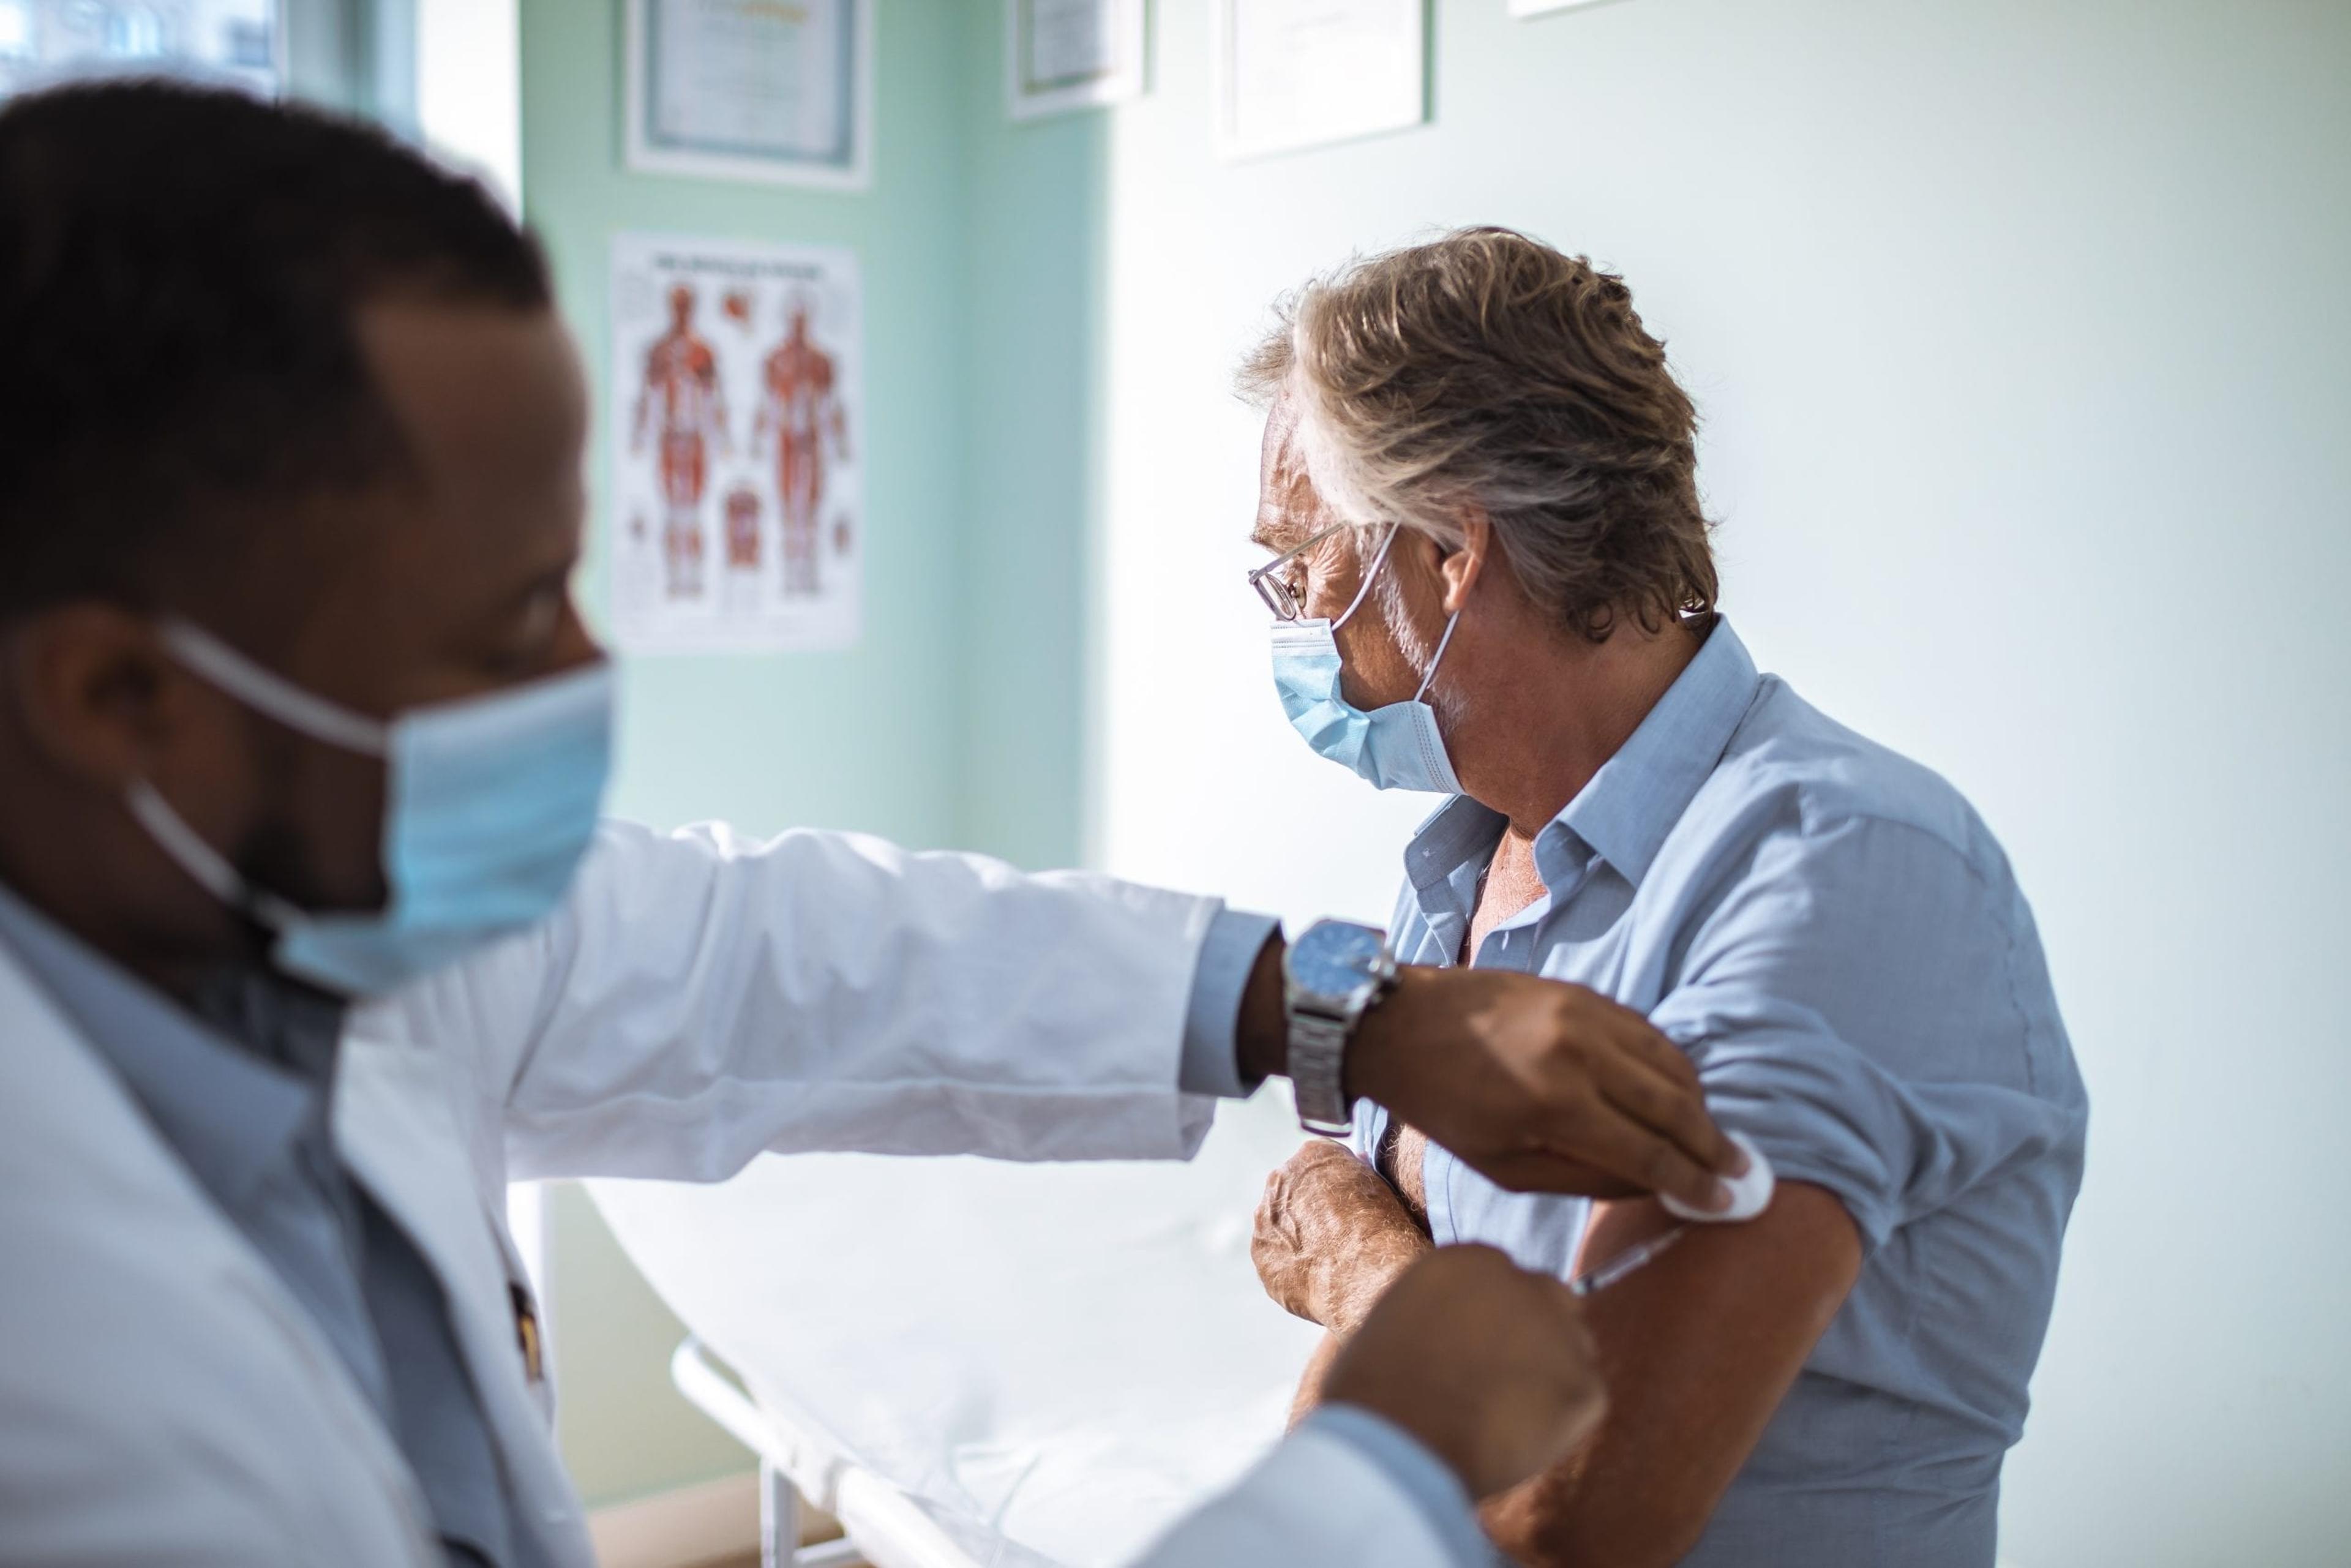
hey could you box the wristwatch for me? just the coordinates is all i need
[1283,918,1399,1137]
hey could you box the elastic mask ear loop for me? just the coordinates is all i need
[159,621,390,758]
[126,779,304,930]
[126,618,380,934]
[1414,609,1463,703]
[1330,525,1403,633]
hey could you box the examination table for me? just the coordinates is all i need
[588,1090,1324,1568]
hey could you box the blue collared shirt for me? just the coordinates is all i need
[1352,619,2088,1568]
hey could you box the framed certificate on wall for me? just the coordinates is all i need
[1008,0,1147,121]
[1214,0,1426,162]
[625,0,874,190]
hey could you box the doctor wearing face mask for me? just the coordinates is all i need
[0,87,1745,1568]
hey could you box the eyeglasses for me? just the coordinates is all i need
[1246,521,1351,622]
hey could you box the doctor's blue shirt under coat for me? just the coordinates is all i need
[1351,619,2088,1568]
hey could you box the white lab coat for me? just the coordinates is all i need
[0,820,1453,1567]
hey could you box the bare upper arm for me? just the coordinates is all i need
[1483,1180,1863,1567]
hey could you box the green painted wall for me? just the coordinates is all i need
[952,47,1106,869]
[528,0,974,852]
[518,0,1103,1508]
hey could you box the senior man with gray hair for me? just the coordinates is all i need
[1242,228,2088,1567]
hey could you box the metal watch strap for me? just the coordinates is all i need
[1289,1008,1355,1137]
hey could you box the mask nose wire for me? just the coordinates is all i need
[1330,524,1402,633]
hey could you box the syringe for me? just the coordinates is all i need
[1567,1226,1686,1296]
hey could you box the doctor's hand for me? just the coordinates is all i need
[1321,1244,1607,1502]
[1253,1139,1431,1335]
[1349,966,1743,1212]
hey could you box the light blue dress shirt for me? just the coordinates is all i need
[1351,619,2088,1568]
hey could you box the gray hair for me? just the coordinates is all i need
[1241,227,1715,641]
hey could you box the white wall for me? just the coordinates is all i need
[1089,1,2351,1562]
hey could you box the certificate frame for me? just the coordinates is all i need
[1007,0,1147,122]
[1212,0,1427,163]
[624,0,874,192]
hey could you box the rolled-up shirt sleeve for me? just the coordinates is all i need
[1647,814,2083,1252]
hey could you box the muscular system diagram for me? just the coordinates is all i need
[631,284,731,599]
[754,296,852,598]
[610,234,863,652]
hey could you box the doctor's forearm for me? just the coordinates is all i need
[1229,942,1458,1101]
[1234,944,1494,1099]
[1234,932,1292,1086]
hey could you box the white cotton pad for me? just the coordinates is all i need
[1661,1131,1775,1223]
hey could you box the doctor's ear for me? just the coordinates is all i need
[1438,512,1494,616]
[2,606,184,789]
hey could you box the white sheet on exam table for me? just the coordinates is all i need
[587,1089,1327,1568]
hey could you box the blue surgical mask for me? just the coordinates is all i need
[127,620,615,997]
[1270,526,1464,795]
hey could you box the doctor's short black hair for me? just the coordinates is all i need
[0,80,552,625]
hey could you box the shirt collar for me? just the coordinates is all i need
[0,881,318,1205]
[1398,617,1763,898]
[1557,617,1761,887]
[1403,792,1508,895]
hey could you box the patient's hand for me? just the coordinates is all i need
[1252,1139,1432,1336]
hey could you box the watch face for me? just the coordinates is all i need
[1291,920,1388,1002]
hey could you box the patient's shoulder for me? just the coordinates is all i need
[1703,677,2001,874]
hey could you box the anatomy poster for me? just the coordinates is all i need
[609,233,863,653]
